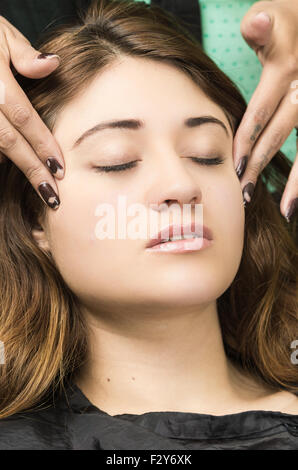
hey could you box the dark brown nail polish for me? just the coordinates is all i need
[37,53,60,60]
[236,156,248,178]
[285,197,298,223]
[38,182,60,210]
[46,158,64,177]
[242,182,255,205]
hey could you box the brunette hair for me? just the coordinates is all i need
[0,0,297,419]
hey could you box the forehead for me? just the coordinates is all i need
[53,56,230,143]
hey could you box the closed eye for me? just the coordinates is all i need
[190,156,224,165]
[93,156,225,173]
[93,160,138,173]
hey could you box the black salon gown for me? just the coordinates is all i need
[0,380,297,450]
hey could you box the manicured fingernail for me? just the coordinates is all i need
[285,197,298,223]
[38,182,60,210]
[37,53,60,61]
[242,182,255,204]
[46,157,64,178]
[236,156,248,178]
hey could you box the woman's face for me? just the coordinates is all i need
[38,56,245,311]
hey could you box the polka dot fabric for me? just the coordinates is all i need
[199,0,296,164]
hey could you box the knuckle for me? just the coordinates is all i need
[34,141,53,158]
[285,54,298,76]
[269,129,284,150]
[246,161,260,179]
[0,19,7,34]
[257,154,269,173]
[25,164,44,181]
[8,104,32,128]
[252,106,270,125]
[0,126,17,149]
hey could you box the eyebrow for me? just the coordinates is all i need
[71,115,231,150]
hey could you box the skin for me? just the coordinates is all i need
[32,56,298,416]
[235,0,298,221]
[0,15,64,200]
[0,1,298,221]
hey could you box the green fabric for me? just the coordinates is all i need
[199,0,296,164]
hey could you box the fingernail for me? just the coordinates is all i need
[285,197,298,223]
[46,157,64,179]
[255,12,271,23]
[242,182,255,205]
[38,182,60,210]
[37,53,60,61]
[236,156,248,179]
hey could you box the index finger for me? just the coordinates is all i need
[0,56,64,179]
[233,64,290,173]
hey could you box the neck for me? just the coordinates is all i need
[74,302,269,416]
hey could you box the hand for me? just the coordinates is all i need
[233,0,298,223]
[0,15,64,210]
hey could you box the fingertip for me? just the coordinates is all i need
[36,53,61,62]
[46,157,64,179]
[54,171,65,180]
[242,11,272,47]
[19,53,61,79]
[242,182,255,205]
[254,12,271,25]
[37,181,60,210]
[32,53,61,77]
[236,156,248,178]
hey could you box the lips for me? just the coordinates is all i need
[145,222,213,249]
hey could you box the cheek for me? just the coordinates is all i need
[206,176,245,281]
[45,177,135,294]
[205,168,244,230]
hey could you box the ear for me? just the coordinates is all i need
[31,222,51,253]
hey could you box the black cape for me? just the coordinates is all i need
[0,380,298,450]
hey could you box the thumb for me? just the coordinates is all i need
[241,11,273,51]
[5,27,60,79]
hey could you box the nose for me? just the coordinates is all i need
[148,153,202,211]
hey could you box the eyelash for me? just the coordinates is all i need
[94,156,224,173]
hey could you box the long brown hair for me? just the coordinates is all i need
[0,0,297,419]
